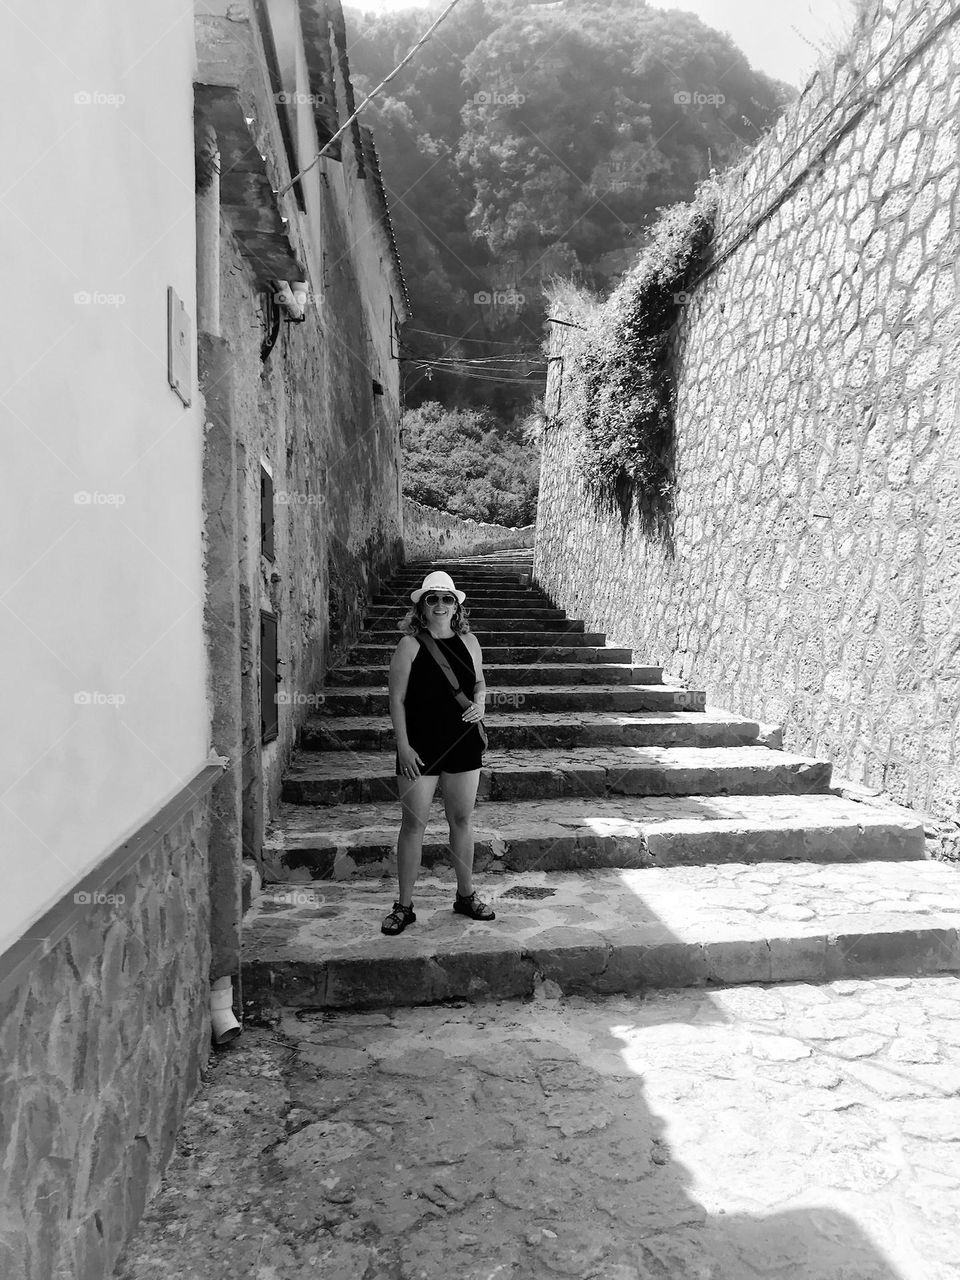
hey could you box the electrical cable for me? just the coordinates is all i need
[405,327,542,347]
[277,0,465,197]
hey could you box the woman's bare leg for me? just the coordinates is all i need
[397,772,440,904]
[440,769,481,896]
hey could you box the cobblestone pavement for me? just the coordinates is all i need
[114,975,960,1280]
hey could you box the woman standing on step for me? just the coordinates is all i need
[381,570,496,936]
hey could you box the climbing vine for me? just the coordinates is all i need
[551,179,720,539]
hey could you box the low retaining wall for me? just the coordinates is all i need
[403,498,534,562]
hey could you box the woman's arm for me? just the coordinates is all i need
[388,636,419,748]
[462,632,486,719]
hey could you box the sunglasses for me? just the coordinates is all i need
[423,593,458,606]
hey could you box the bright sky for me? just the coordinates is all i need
[348,0,861,87]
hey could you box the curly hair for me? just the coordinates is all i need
[399,597,472,636]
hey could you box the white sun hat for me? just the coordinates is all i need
[409,570,466,605]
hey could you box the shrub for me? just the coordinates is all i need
[549,178,720,537]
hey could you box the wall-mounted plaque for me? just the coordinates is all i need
[167,286,192,406]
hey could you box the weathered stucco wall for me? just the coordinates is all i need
[0,0,208,957]
[403,498,534,562]
[536,0,960,826]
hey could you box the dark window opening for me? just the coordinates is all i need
[261,464,275,561]
[261,610,279,744]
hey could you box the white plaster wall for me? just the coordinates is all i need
[0,0,209,952]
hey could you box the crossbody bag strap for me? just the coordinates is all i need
[416,633,488,750]
[416,633,474,710]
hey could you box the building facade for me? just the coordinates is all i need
[0,1,407,1275]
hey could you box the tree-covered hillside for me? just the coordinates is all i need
[346,0,794,422]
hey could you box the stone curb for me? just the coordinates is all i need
[244,921,960,1011]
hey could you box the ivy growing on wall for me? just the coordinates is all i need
[549,179,720,539]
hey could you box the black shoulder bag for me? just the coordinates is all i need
[416,633,488,750]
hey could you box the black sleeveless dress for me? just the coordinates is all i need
[396,632,485,775]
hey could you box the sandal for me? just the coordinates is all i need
[453,890,496,921]
[381,900,416,935]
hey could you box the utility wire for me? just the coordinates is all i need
[404,362,546,385]
[277,0,465,197]
[406,328,541,347]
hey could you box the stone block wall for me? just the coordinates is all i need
[218,206,402,847]
[536,0,960,824]
[403,498,534,562]
[0,783,213,1280]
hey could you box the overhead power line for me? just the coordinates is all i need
[406,327,541,348]
[277,0,465,197]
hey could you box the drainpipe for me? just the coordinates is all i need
[197,119,244,1045]
[211,975,241,1045]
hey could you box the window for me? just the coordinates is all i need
[261,463,275,562]
[260,610,279,743]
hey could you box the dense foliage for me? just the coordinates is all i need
[549,179,720,538]
[346,0,793,422]
[400,402,540,526]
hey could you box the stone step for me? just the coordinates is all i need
[299,707,765,752]
[361,627,601,645]
[262,793,927,880]
[324,663,662,688]
[345,644,633,666]
[373,587,552,603]
[240,860,960,1009]
[365,608,570,626]
[393,562,533,575]
[317,683,707,716]
[363,619,588,637]
[281,744,832,805]
[388,573,536,588]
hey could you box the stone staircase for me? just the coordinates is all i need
[243,553,960,1011]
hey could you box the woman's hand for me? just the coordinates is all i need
[461,700,485,724]
[397,745,425,779]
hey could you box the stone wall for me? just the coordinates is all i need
[403,498,534,562]
[536,0,960,826]
[216,161,404,864]
[0,779,214,1280]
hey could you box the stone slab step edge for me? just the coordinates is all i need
[318,684,708,715]
[298,707,763,752]
[262,793,927,878]
[241,880,960,1011]
[325,664,664,688]
[363,621,589,636]
[345,645,634,665]
[281,745,833,805]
